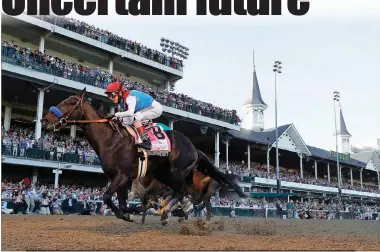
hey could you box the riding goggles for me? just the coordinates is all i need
[107,92,118,99]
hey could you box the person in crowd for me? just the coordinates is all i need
[12,189,24,214]
[51,198,63,215]
[2,200,14,214]
[105,81,163,150]
[39,192,51,215]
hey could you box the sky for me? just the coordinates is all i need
[64,0,380,151]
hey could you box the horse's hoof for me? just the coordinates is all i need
[160,212,168,221]
[121,213,133,222]
[178,217,185,222]
[161,220,168,226]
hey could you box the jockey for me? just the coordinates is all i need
[105,81,163,150]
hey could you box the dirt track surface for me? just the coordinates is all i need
[2,215,380,251]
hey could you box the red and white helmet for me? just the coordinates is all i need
[105,82,123,94]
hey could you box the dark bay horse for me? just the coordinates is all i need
[41,88,246,222]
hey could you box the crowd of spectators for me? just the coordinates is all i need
[2,125,98,165]
[2,180,104,215]
[2,40,241,125]
[211,195,379,220]
[2,179,379,221]
[253,164,380,194]
[2,123,379,195]
[34,15,184,71]
[206,156,380,194]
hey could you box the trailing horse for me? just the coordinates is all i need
[41,88,246,223]
[130,150,244,222]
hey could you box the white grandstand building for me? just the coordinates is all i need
[1,13,379,204]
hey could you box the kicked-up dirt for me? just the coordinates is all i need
[2,214,380,251]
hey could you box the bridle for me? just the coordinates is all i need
[49,95,108,132]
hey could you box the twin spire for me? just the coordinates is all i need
[244,50,267,107]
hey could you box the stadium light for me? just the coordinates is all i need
[160,37,190,62]
[333,91,342,197]
[273,60,282,193]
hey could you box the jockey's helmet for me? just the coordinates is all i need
[105,82,124,104]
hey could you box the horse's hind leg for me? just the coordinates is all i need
[103,172,132,222]
[204,181,219,221]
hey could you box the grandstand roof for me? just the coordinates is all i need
[307,145,366,168]
[244,69,267,107]
[229,124,366,168]
[352,151,380,171]
[228,124,291,145]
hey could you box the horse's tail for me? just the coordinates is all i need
[196,150,247,198]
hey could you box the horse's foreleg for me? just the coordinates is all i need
[117,186,133,214]
[139,180,160,225]
[104,172,131,222]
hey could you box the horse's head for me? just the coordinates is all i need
[41,88,87,131]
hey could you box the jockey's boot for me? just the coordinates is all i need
[134,131,152,150]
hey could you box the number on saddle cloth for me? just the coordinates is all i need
[147,125,171,152]
[127,123,172,153]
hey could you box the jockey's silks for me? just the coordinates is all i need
[122,90,154,113]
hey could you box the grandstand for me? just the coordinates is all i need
[1,13,380,212]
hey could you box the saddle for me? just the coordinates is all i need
[109,119,171,155]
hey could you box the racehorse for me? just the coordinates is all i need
[41,88,246,222]
[130,150,240,222]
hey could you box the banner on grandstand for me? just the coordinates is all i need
[330,151,351,161]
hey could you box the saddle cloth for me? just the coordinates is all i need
[125,123,172,153]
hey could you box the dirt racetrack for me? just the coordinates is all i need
[2,214,380,251]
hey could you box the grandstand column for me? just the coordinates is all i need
[39,36,45,53]
[4,106,12,131]
[247,145,251,171]
[214,132,220,168]
[166,80,171,91]
[169,121,174,129]
[266,147,271,173]
[32,170,38,185]
[298,153,303,179]
[70,125,76,139]
[378,173,380,190]
[314,161,318,179]
[360,168,363,189]
[350,168,353,186]
[108,60,114,74]
[327,163,331,184]
[53,168,62,189]
[225,141,229,169]
[35,89,45,140]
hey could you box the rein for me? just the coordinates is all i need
[49,95,122,135]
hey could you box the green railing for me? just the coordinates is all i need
[1,50,239,125]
